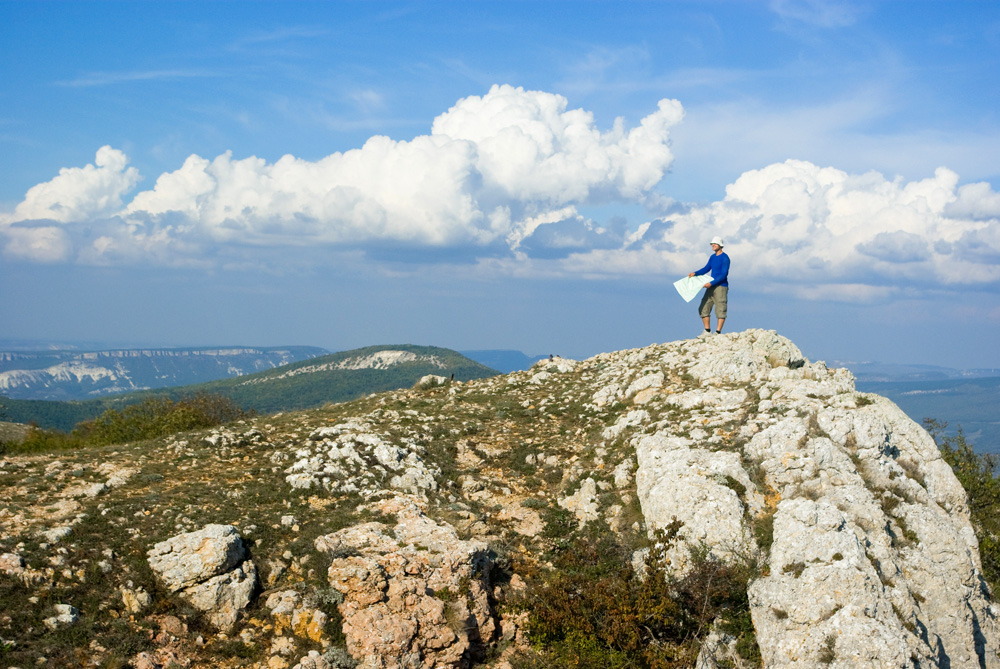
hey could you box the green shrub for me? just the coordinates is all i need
[752,511,775,552]
[1,393,253,454]
[78,393,251,446]
[925,418,1000,592]
[818,633,837,664]
[519,529,690,667]
[782,561,806,578]
[515,521,761,668]
[1,425,83,454]
[540,506,577,539]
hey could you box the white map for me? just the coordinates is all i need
[673,274,711,302]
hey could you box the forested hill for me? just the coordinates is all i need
[176,344,499,413]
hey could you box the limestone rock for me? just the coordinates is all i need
[182,560,257,630]
[636,431,760,572]
[613,458,635,488]
[98,463,139,488]
[622,330,1000,667]
[687,328,805,383]
[148,524,247,591]
[43,603,79,630]
[121,584,153,614]
[602,409,649,441]
[530,356,577,374]
[286,422,439,496]
[316,495,496,668]
[416,374,449,389]
[0,552,24,573]
[558,477,600,527]
[265,590,329,642]
[147,524,257,630]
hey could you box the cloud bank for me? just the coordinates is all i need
[566,161,1000,299]
[2,84,998,297]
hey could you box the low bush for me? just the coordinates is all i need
[1,425,84,454]
[0,393,252,453]
[925,418,1000,593]
[513,521,761,668]
[78,394,251,446]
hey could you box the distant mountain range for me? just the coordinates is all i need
[0,344,499,432]
[0,346,548,402]
[1,342,996,455]
[0,346,329,400]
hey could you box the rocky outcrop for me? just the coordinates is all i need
[147,524,257,630]
[587,330,999,668]
[285,420,439,496]
[315,495,496,668]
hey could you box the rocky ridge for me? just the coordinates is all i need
[0,329,997,668]
[236,350,448,386]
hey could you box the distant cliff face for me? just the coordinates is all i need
[0,346,328,400]
[1,330,996,668]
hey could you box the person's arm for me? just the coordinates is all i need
[708,254,729,286]
[690,259,711,277]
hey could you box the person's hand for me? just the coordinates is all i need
[687,272,695,277]
[704,282,712,288]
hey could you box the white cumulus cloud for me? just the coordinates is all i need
[84,85,678,258]
[1,224,73,263]
[562,160,1000,293]
[8,146,140,223]
[2,86,998,300]
[2,86,684,264]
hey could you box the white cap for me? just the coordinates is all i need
[710,236,724,247]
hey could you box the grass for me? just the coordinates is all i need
[818,634,837,664]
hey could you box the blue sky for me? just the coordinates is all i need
[1,1,999,368]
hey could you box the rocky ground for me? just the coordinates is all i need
[1,329,997,668]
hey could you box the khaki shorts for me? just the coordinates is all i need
[698,285,728,319]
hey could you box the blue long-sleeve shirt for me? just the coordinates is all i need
[694,252,730,287]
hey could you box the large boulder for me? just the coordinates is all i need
[315,495,496,668]
[148,524,257,630]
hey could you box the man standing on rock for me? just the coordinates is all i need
[689,236,730,335]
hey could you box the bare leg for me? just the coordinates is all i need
[702,316,711,330]
[716,318,725,333]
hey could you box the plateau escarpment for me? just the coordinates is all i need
[0,346,329,400]
[0,330,997,668]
